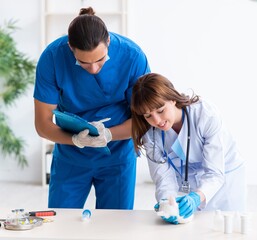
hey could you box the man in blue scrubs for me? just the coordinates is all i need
[33,7,150,209]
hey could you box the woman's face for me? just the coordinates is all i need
[143,100,181,131]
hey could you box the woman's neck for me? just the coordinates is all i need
[172,108,183,134]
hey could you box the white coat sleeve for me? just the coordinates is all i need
[142,130,179,202]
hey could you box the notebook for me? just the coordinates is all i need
[53,109,110,154]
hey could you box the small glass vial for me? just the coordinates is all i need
[81,209,91,222]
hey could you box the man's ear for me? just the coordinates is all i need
[68,42,73,51]
[107,36,110,47]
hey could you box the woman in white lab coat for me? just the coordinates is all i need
[131,73,246,224]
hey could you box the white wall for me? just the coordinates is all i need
[0,0,257,185]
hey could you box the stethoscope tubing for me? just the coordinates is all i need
[183,107,190,182]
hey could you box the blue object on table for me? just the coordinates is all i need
[81,209,91,221]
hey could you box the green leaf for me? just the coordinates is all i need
[0,112,28,167]
[0,20,35,167]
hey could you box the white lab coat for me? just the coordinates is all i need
[142,99,246,211]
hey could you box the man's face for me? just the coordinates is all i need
[72,42,108,74]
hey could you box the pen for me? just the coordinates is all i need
[99,118,111,123]
[29,210,56,217]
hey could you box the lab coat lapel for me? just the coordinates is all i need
[171,124,188,162]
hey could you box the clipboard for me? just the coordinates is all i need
[53,109,111,154]
[53,109,99,136]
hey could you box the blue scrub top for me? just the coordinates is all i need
[34,32,150,167]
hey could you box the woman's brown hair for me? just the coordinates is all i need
[131,73,199,150]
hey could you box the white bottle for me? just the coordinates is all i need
[224,214,234,234]
[212,210,223,232]
[240,214,250,234]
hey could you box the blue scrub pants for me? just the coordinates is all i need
[48,156,136,209]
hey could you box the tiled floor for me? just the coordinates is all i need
[0,181,256,212]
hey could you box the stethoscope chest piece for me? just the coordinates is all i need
[181,180,190,193]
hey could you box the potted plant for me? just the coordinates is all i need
[0,20,36,167]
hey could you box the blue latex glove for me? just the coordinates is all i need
[154,202,179,225]
[176,192,201,219]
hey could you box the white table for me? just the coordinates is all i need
[0,209,255,240]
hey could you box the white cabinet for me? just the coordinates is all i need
[40,0,127,186]
[42,139,54,187]
[41,0,127,49]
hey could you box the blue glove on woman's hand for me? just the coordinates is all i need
[161,215,178,224]
[154,202,160,212]
[154,202,178,224]
[176,192,201,219]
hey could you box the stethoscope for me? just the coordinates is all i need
[147,107,191,193]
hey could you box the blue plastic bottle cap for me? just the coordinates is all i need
[82,209,91,221]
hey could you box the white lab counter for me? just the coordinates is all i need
[0,209,255,240]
